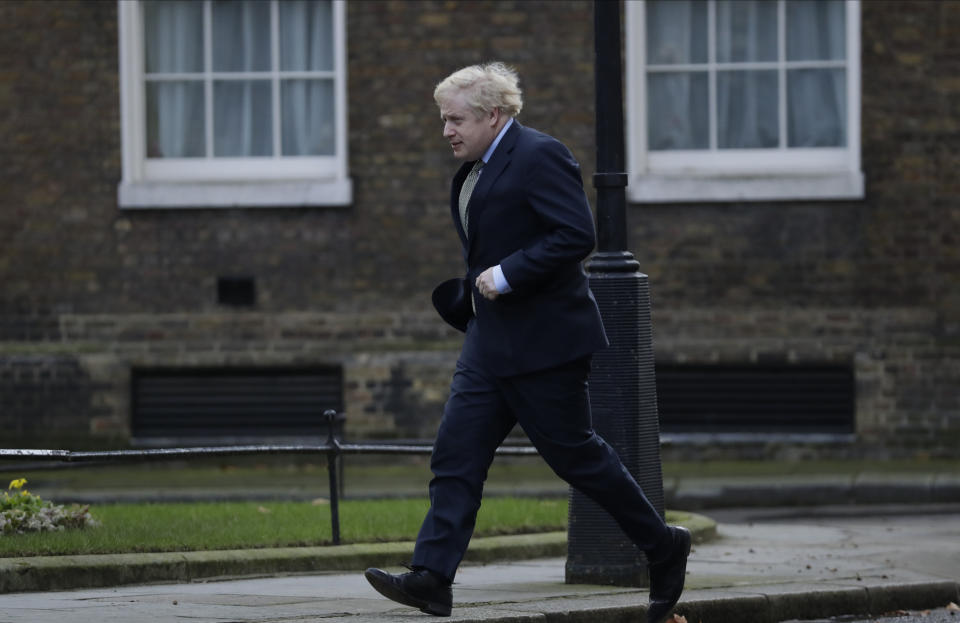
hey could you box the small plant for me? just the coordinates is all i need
[0,478,99,536]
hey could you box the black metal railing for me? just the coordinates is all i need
[0,410,539,545]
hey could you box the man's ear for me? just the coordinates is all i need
[488,107,501,127]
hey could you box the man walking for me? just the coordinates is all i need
[364,62,690,622]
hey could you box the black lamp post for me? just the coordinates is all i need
[565,0,666,587]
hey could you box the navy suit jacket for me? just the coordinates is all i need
[433,120,608,377]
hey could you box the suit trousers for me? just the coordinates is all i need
[410,352,671,582]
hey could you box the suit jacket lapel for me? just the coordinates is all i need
[464,121,521,250]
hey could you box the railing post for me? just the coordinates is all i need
[324,409,342,546]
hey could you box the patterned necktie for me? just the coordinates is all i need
[458,159,484,236]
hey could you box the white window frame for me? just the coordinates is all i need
[625,0,864,203]
[117,0,352,209]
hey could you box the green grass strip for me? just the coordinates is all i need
[0,497,568,558]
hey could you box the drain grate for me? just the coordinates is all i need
[655,364,854,434]
[132,366,343,444]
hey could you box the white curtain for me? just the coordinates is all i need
[716,1,778,148]
[143,0,336,159]
[280,0,335,155]
[645,0,847,151]
[646,0,708,150]
[786,0,847,146]
[211,0,272,157]
[144,0,204,157]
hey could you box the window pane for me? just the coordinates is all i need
[212,0,271,72]
[280,0,334,71]
[647,72,709,150]
[144,0,203,74]
[646,0,708,65]
[788,68,846,147]
[716,0,778,63]
[717,70,778,148]
[786,0,846,61]
[146,81,205,158]
[214,80,273,156]
[282,79,335,155]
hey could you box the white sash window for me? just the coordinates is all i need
[627,0,863,202]
[118,0,351,208]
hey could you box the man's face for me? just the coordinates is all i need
[439,92,500,161]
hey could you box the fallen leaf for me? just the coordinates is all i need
[257,506,272,514]
[311,498,329,506]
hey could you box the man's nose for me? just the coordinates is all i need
[443,123,455,138]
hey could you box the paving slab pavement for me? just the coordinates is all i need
[0,508,957,623]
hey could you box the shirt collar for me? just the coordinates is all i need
[481,117,514,164]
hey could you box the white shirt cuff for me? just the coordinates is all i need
[492,265,512,294]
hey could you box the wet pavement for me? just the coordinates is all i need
[0,505,957,623]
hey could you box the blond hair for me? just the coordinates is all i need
[434,62,523,119]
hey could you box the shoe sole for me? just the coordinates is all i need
[364,569,452,617]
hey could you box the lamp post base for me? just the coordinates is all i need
[565,255,665,587]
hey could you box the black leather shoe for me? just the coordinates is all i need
[647,526,692,623]
[364,567,452,617]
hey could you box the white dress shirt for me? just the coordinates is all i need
[477,118,514,294]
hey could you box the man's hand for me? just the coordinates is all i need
[475,267,500,301]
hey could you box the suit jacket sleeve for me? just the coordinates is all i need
[497,137,596,293]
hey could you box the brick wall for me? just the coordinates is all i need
[0,1,957,458]
[54,310,461,440]
[654,307,960,457]
[0,355,97,438]
[626,0,960,457]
